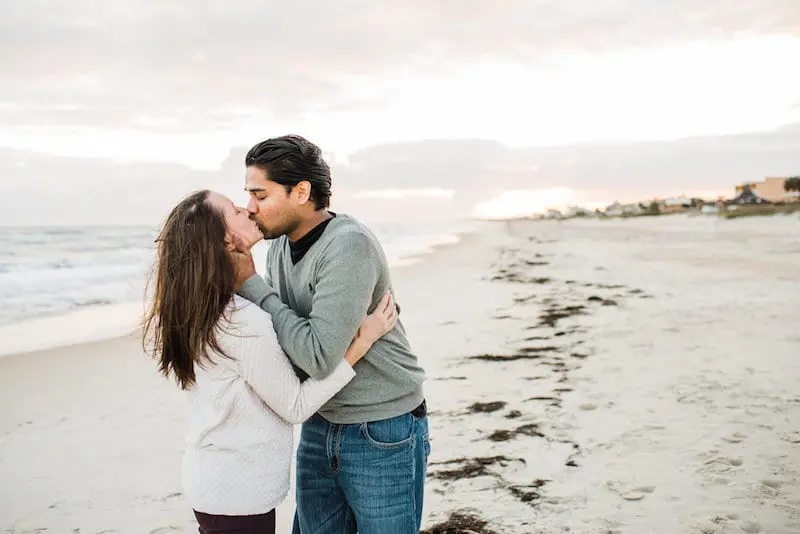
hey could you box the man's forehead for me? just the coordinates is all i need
[244,166,272,189]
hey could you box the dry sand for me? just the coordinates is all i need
[2,214,799,533]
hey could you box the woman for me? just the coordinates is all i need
[143,190,397,534]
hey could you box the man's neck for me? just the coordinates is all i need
[286,210,333,243]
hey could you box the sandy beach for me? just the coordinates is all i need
[2,214,799,534]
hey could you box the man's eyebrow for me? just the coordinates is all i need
[245,186,266,192]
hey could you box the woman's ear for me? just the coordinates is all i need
[224,233,236,252]
[226,232,248,252]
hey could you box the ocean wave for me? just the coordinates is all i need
[75,298,116,308]
[0,221,471,327]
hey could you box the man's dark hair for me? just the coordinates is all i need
[245,134,332,210]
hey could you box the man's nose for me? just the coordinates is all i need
[247,197,258,213]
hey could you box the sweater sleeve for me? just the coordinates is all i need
[238,232,379,380]
[236,308,355,424]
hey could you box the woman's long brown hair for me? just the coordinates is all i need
[142,190,235,389]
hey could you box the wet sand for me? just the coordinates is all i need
[416,215,800,534]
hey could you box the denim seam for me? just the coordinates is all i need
[342,510,354,534]
[325,420,336,473]
[331,423,344,475]
[411,418,419,533]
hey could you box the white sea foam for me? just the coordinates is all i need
[0,301,144,357]
[0,219,474,357]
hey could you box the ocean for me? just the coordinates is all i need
[0,219,473,356]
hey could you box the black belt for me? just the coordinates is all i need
[411,399,427,418]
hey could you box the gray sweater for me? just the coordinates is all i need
[238,214,426,424]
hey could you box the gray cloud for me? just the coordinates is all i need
[1,0,798,129]
[3,124,797,226]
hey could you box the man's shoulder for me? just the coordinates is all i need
[326,214,381,249]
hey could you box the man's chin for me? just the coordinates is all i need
[255,224,272,240]
[259,227,284,240]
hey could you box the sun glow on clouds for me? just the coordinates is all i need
[472,188,579,219]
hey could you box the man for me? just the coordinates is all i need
[231,134,429,534]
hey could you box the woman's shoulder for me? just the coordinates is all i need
[225,295,275,333]
[228,295,272,326]
[216,296,282,365]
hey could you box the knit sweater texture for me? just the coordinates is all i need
[182,295,354,515]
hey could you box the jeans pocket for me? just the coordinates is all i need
[360,413,415,449]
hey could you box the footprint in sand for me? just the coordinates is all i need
[606,481,655,501]
[738,520,763,533]
[703,452,744,467]
[780,431,800,444]
[758,479,784,498]
[621,485,657,501]
[699,454,744,473]
[698,465,740,484]
[693,517,766,534]
[618,491,643,501]
[722,432,747,444]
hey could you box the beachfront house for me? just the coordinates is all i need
[660,196,692,213]
[779,191,800,202]
[564,205,591,218]
[735,177,799,203]
[603,202,623,217]
[603,201,643,217]
[727,184,770,206]
[700,204,719,215]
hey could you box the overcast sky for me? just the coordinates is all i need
[2,1,799,163]
[1,1,799,223]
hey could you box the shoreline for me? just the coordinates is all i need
[0,220,490,534]
[0,222,480,360]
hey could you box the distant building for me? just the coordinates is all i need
[660,196,692,212]
[603,201,643,217]
[700,204,719,215]
[727,185,770,205]
[735,177,797,203]
[564,205,591,218]
[603,202,622,217]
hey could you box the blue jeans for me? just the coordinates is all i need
[291,410,430,534]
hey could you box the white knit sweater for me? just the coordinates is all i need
[181,295,355,516]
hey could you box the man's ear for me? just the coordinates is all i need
[295,180,312,205]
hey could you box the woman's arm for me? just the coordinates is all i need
[238,314,354,424]
[237,293,398,424]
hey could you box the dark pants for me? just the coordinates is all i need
[194,510,276,534]
[292,408,431,534]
